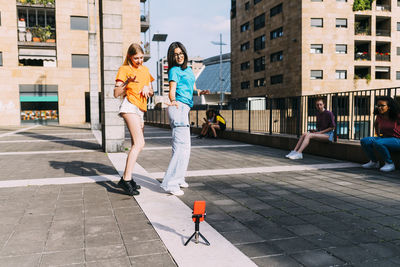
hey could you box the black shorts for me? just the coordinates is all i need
[218,122,226,131]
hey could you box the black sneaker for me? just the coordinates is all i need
[118,178,140,196]
[129,179,141,190]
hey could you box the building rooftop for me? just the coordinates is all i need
[196,53,230,94]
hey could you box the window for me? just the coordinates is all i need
[254,35,265,51]
[398,0,400,7]
[311,0,323,1]
[241,81,250,89]
[397,47,400,56]
[270,51,283,62]
[398,22,400,31]
[71,54,89,68]
[241,61,250,70]
[231,0,236,18]
[0,52,2,66]
[270,27,283,40]
[240,22,250,32]
[310,44,323,54]
[270,3,282,17]
[254,78,265,87]
[254,13,265,31]
[336,44,347,54]
[311,18,323,27]
[396,71,400,80]
[0,12,1,26]
[336,70,347,79]
[271,74,283,84]
[240,42,250,51]
[337,0,347,2]
[336,18,347,28]
[245,2,250,10]
[311,70,323,79]
[254,0,262,5]
[254,56,265,72]
[70,16,88,30]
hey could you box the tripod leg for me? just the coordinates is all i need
[184,232,196,246]
[199,232,210,246]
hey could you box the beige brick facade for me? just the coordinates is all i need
[231,0,400,99]
[0,0,142,126]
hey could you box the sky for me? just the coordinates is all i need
[144,0,231,77]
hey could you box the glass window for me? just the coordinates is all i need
[240,42,250,51]
[254,56,265,72]
[241,81,250,89]
[397,47,400,55]
[254,78,265,87]
[245,2,250,10]
[240,61,250,70]
[270,3,282,17]
[254,13,265,31]
[240,22,250,32]
[70,16,88,30]
[0,52,2,66]
[397,71,400,80]
[254,35,265,51]
[311,18,323,27]
[336,44,347,54]
[271,74,283,84]
[270,51,283,62]
[398,22,400,31]
[311,0,323,1]
[336,18,347,28]
[311,70,323,79]
[310,44,323,54]
[270,27,283,40]
[71,54,89,68]
[254,0,262,5]
[336,70,347,79]
[337,0,347,2]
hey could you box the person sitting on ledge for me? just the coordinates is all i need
[286,97,335,160]
[197,109,226,139]
[196,109,214,139]
[361,96,400,172]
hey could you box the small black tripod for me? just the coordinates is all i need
[184,214,210,246]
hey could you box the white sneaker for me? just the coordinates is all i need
[380,163,395,172]
[288,152,303,160]
[168,189,184,196]
[362,161,380,169]
[285,150,296,158]
[179,182,189,188]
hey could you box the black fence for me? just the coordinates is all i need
[145,87,400,141]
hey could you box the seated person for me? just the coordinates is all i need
[197,109,226,139]
[361,96,400,172]
[197,109,214,139]
[286,97,335,160]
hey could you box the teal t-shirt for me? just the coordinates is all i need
[168,66,195,107]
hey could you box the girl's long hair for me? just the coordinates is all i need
[167,42,188,72]
[374,96,400,121]
[123,43,144,66]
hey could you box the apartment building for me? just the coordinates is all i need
[231,0,400,99]
[0,0,148,126]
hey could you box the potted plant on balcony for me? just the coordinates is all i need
[26,29,32,42]
[31,26,48,42]
[44,25,55,42]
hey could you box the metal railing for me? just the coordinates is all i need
[376,4,391,11]
[376,29,390,37]
[355,52,370,61]
[145,87,400,142]
[376,54,390,61]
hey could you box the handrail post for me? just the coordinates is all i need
[248,100,251,133]
[296,96,301,138]
[232,108,234,132]
[333,94,338,142]
[269,98,272,135]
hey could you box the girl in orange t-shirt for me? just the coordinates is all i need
[114,43,154,196]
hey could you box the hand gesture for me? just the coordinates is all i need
[166,100,179,109]
[139,85,151,98]
[200,90,210,95]
[124,76,137,86]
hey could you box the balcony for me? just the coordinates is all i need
[140,14,150,32]
[143,42,150,62]
[354,41,371,61]
[354,15,371,36]
[376,42,391,62]
[354,66,371,80]
[355,52,370,60]
[376,16,391,37]
[376,0,391,11]
[16,0,55,8]
[376,53,390,61]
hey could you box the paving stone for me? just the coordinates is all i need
[85,244,127,262]
[286,224,326,236]
[125,240,167,257]
[129,253,176,266]
[302,233,353,248]
[0,254,41,267]
[235,241,283,258]
[271,237,319,253]
[86,257,131,267]
[327,245,378,264]
[252,255,302,267]
[40,249,84,266]
[121,229,160,244]
[85,232,123,248]
[291,250,344,267]
[221,229,266,245]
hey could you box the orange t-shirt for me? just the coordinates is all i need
[115,64,154,112]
